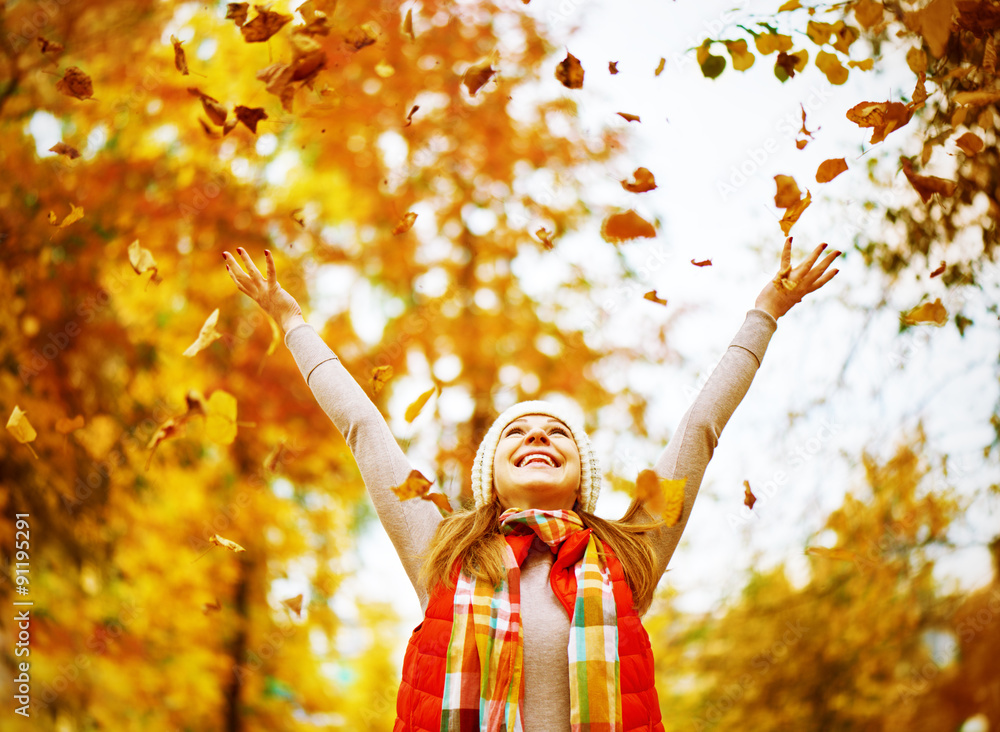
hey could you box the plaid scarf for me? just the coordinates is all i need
[440,508,622,731]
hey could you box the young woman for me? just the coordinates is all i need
[222,237,840,730]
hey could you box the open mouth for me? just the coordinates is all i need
[516,453,558,468]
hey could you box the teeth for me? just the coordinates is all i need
[519,454,555,467]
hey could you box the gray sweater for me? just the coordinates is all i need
[283,307,777,729]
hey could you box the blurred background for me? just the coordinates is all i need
[1,0,998,729]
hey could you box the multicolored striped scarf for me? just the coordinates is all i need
[440,508,622,731]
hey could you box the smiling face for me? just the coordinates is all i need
[491,414,582,511]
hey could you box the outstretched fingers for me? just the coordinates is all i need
[264,249,276,284]
[237,247,265,283]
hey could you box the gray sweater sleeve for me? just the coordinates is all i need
[283,323,443,608]
[638,308,778,578]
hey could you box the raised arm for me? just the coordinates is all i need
[639,237,841,577]
[222,248,442,607]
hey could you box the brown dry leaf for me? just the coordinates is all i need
[289,32,326,83]
[955,131,984,154]
[391,469,433,500]
[256,62,295,110]
[170,35,189,75]
[930,261,946,278]
[370,365,393,394]
[241,5,292,42]
[985,35,997,75]
[691,258,713,267]
[56,66,94,100]
[281,594,304,616]
[601,209,656,243]
[845,100,914,144]
[609,61,619,74]
[345,23,378,51]
[779,190,811,235]
[617,111,641,123]
[796,103,816,148]
[404,104,419,126]
[774,175,802,208]
[392,211,418,235]
[222,117,238,137]
[405,386,437,422]
[145,418,183,469]
[48,142,80,159]
[654,57,666,76]
[209,534,246,553]
[900,157,956,203]
[911,72,928,109]
[555,51,584,88]
[127,240,162,283]
[907,46,928,74]
[183,308,223,357]
[743,479,757,510]
[816,158,848,183]
[188,87,228,126]
[805,546,857,562]
[202,599,222,614]
[621,167,657,193]
[775,49,808,78]
[901,297,948,326]
[55,415,85,434]
[463,61,495,96]
[848,58,875,70]
[853,0,884,29]
[952,90,1000,106]
[234,105,268,133]
[643,290,667,306]
[635,469,686,526]
[37,37,64,54]
[535,227,555,249]
[403,8,414,39]
[226,3,249,26]
[906,0,955,58]
[816,50,848,84]
[6,406,40,460]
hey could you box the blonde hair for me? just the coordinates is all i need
[419,499,664,615]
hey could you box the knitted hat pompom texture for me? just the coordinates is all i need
[471,400,601,513]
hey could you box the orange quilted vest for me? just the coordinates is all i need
[393,530,664,731]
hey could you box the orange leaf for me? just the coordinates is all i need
[403,8,414,40]
[743,479,757,510]
[170,35,189,75]
[535,227,555,249]
[773,175,801,209]
[600,209,656,243]
[955,131,984,155]
[779,190,811,235]
[241,5,292,42]
[643,290,667,306]
[56,66,94,100]
[609,61,619,75]
[816,158,848,183]
[55,415,85,434]
[391,469,433,500]
[691,258,712,267]
[345,23,378,51]
[900,157,956,203]
[49,203,84,229]
[463,61,495,96]
[48,142,80,159]
[636,469,685,526]
[392,211,418,235]
[425,492,453,516]
[930,261,946,278]
[901,298,948,326]
[281,594,304,616]
[405,386,437,422]
[555,51,584,89]
[906,0,955,58]
[621,167,657,193]
[846,100,914,144]
[617,112,641,123]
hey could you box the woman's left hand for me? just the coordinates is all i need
[754,237,841,320]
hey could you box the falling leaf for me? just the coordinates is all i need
[955,131,984,155]
[56,66,94,100]
[608,61,619,74]
[281,594,304,616]
[779,190,811,235]
[188,87,227,126]
[846,100,914,144]
[241,5,292,42]
[900,157,956,203]
[775,49,808,79]
[205,390,238,445]
[805,546,857,562]
[697,40,726,79]
[55,415,85,434]
[952,90,1000,107]
[644,290,667,306]
[816,50,848,84]
[779,0,801,9]
[724,39,755,71]
[170,35,189,75]
[853,0,884,29]
[37,37,64,54]
[425,492,453,516]
[635,469,686,526]
[906,0,955,58]
[225,2,249,26]
[404,386,437,422]
[848,58,875,70]
[743,479,757,510]
[370,365,393,394]
[617,112,641,123]
[234,105,268,133]
[774,175,802,209]
[49,203,84,229]
[555,51,584,88]
[402,8,414,39]
[691,258,712,267]
[202,599,222,614]
[755,33,793,55]
[392,211,418,235]
[535,227,555,249]
[391,469,433,500]
[127,240,162,283]
[209,534,246,553]
[145,418,183,469]
[816,158,848,183]
[345,23,378,51]
[48,142,80,159]
[796,103,816,148]
[289,32,327,83]
[621,167,657,193]
[404,104,419,126]
[601,209,656,243]
[930,261,946,278]
[901,298,948,326]
[6,406,40,459]
[183,308,223,357]
[985,34,997,75]
[463,61,495,95]
[256,62,295,111]
[654,57,666,75]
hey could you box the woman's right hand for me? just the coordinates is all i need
[222,247,305,333]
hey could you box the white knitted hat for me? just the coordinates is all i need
[471,399,601,513]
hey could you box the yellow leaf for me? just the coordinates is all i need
[779,0,801,10]
[405,386,437,422]
[6,406,39,459]
[392,211,417,235]
[816,157,848,183]
[425,492,453,516]
[371,365,394,394]
[901,298,948,327]
[848,58,875,70]
[805,546,857,561]
[816,50,849,85]
[743,479,757,510]
[755,33,793,55]
[127,240,162,283]
[281,594,304,616]
[391,469,433,500]
[535,227,555,249]
[636,469,686,527]
[952,90,1000,107]
[643,290,667,306]
[205,390,238,444]
[779,190,812,235]
[209,534,246,553]
[183,308,223,357]
[654,57,665,76]
[724,39,755,71]
[600,209,656,243]
[907,46,928,74]
[49,203,84,229]
[402,8,414,40]
[774,175,801,209]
